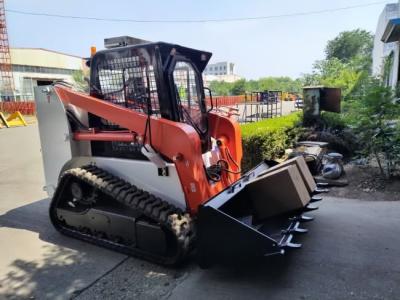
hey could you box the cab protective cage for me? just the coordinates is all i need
[89,42,211,124]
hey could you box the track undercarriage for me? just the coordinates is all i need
[49,165,194,265]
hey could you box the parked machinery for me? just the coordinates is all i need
[35,37,322,267]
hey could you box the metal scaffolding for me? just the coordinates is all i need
[239,91,282,123]
[0,0,14,101]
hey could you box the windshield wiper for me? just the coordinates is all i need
[181,105,205,136]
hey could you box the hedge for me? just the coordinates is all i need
[240,112,303,172]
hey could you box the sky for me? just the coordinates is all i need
[6,0,391,79]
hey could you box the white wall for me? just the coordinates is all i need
[8,48,84,100]
[10,48,84,70]
[204,61,235,76]
[13,71,74,100]
[372,2,400,88]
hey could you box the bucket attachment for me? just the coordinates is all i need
[197,161,319,267]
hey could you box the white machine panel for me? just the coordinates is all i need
[34,86,73,196]
[35,85,187,210]
[63,157,187,210]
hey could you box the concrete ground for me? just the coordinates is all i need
[0,125,127,299]
[1,124,400,300]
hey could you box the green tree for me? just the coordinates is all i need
[302,29,374,99]
[72,69,89,92]
[257,77,302,93]
[208,80,232,96]
[245,79,259,92]
[231,79,246,95]
[309,58,364,98]
[325,29,373,65]
[349,79,400,178]
[301,28,400,177]
[208,77,302,96]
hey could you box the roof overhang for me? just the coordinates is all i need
[381,18,400,43]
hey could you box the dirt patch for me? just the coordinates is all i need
[328,164,400,201]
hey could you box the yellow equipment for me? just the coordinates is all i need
[0,111,28,128]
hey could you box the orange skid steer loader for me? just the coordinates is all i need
[35,37,323,267]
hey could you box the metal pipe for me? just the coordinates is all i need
[74,131,136,142]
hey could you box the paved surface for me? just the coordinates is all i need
[1,124,400,300]
[0,125,126,299]
[168,197,400,300]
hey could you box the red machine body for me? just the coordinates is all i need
[55,85,242,214]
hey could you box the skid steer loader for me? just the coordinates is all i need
[35,37,323,267]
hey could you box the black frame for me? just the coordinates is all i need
[90,42,211,123]
[166,55,208,134]
[89,42,212,153]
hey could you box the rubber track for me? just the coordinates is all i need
[49,165,194,265]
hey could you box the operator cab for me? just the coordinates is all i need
[88,38,212,154]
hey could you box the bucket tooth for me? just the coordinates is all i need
[310,195,323,203]
[304,204,319,212]
[290,214,314,223]
[286,241,302,249]
[282,222,308,234]
[300,214,314,222]
[292,227,308,233]
[314,187,329,194]
[280,234,302,249]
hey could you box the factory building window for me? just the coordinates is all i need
[12,64,77,75]
[22,78,34,95]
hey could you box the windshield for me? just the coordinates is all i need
[172,61,207,133]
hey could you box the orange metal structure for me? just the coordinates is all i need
[54,85,242,214]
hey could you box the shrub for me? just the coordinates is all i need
[301,129,357,158]
[349,79,400,178]
[240,112,303,171]
[320,111,347,130]
[302,111,358,157]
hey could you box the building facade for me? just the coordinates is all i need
[9,48,85,101]
[204,61,235,76]
[202,61,241,84]
[372,2,400,88]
